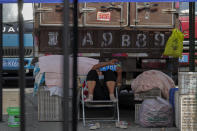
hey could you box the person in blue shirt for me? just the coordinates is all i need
[85,59,122,102]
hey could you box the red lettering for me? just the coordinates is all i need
[97,12,111,21]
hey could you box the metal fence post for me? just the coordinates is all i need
[72,0,78,130]
[63,0,71,131]
[0,3,3,122]
[189,2,195,72]
[18,0,25,131]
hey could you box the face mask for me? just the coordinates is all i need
[98,75,104,80]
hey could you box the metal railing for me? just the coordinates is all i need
[189,2,196,72]
[0,1,195,131]
[0,3,3,123]
[0,0,78,131]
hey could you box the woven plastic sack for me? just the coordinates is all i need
[163,28,184,58]
[139,97,173,127]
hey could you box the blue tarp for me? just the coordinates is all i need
[0,0,197,3]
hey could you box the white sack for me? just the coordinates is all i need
[139,97,173,127]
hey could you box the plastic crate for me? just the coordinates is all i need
[134,88,162,101]
[178,72,197,94]
[180,95,197,131]
[38,87,63,121]
[135,104,141,124]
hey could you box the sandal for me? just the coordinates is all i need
[89,123,100,130]
[115,121,128,129]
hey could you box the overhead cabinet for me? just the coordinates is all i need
[130,2,175,28]
[83,2,128,27]
[35,3,83,26]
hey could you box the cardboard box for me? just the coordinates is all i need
[3,89,20,115]
[3,88,33,114]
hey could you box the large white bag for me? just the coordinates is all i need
[139,97,173,127]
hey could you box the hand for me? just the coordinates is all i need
[116,66,122,73]
[117,82,122,87]
[109,59,118,65]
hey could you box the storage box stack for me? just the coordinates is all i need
[38,86,63,121]
[35,55,99,121]
[177,72,197,131]
[36,55,66,121]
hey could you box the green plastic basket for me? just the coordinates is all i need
[7,107,20,127]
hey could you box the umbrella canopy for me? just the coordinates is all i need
[77,57,99,75]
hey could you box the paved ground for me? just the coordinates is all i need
[0,89,179,131]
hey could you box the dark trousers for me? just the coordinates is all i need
[86,70,116,100]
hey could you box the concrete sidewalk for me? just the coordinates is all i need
[0,89,179,131]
